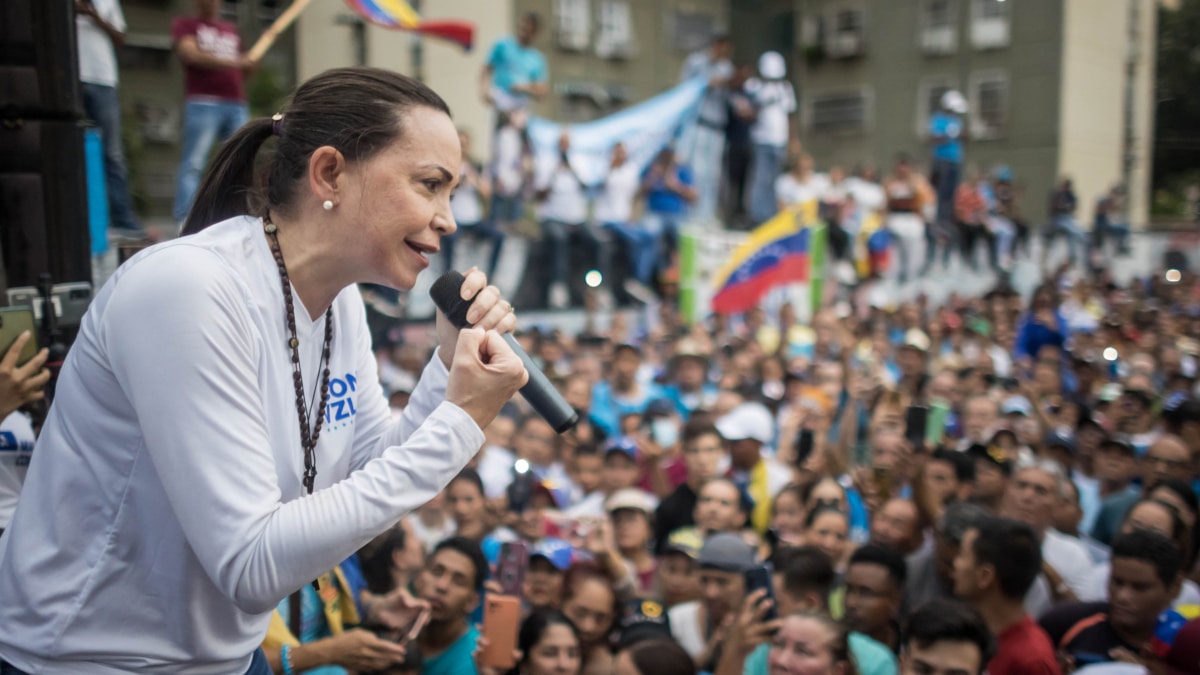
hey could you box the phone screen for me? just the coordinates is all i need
[496,541,528,597]
[904,405,929,450]
[743,564,778,624]
[794,429,815,467]
[0,308,37,367]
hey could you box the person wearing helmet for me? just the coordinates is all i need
[929,90,968,245]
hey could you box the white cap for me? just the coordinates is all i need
[758,51,786,80]
[941,89,968,114]
[606,488,656,514]
[716,402,775,444]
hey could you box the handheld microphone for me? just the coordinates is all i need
[430,271,579,434]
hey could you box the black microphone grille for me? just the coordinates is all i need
[429,270,473,329]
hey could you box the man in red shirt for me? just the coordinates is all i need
[170,0,257,225]
[952,516,1061,674]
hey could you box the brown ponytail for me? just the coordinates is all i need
[181,67,451,236]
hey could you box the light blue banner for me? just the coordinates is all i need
[526,77,708,186]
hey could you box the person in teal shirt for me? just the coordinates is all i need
[414,537,488,675]
[479,13,548,112]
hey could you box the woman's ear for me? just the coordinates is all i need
[308,145,346,206]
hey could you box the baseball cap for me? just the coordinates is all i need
[616,598,672,649]
[715,402,774,444]
[529,538,581,571]
[1001,395,1033,417]
[966,443,1013,475]
[901,329,931,353]
[604,436,640,461]
[1099,383,1124,403]
[1043,428,1077,454]
[606,488,655,515]
[663,527,704,560]
[644,398,677,419]
[697,532,756,573]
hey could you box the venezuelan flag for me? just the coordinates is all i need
[344,0,475,50]
[711,207,813,315]
[345,0,420,28]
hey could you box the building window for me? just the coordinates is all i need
[970,0,1010,49]
[920,0,958,55]
[916,76,957,137]
[808,89,871,135]
[826,8,866,58]
[969,70,1008,138]
[555,0,591,51]
[671,11,716,52]
[257,0,282,26]
[978,0,1009,19]
[595,0,635,59]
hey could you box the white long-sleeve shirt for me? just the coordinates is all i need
[0,217,484,674]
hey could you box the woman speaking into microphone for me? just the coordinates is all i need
[0,67,527,674]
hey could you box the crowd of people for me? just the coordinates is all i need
[168,256,1199,675]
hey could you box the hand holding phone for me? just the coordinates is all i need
[479,595,521,669]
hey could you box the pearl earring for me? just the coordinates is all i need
[322,199,334,211]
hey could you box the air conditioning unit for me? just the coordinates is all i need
[595,37,634,59]
[970,18,1010,49]
[920,27,957,55]
[558,30,589,51]
[828,31,863,58]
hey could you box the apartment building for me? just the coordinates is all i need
[733,0,1156,226]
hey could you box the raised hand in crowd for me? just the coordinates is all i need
[0,331,49,420]
[714,589,780,675]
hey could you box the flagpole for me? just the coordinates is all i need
[247,0,315,62]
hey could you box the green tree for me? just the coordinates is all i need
[1154,0,1200,213]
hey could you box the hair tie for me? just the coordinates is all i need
[272,112,284,137]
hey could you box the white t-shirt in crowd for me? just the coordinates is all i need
[745,78,796,148]
[668,601,707,659]
[535,159,588,225]
[407,513,457,554]
[1025,528,1097,618]
[76,0,125,87]
[492,126,526,197]
[0,411,36,531]
[846,177,887,213]
[476,444,516,500]
[0,216,484,675]
[593,162,641,225]
[775,172,830,209]
[450,161,485,226]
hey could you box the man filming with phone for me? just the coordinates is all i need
[414,537,488,675]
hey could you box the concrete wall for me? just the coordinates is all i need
[1056,0,1151,228]
[421,0,514,155]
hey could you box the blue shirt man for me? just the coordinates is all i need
[929,110,964,163]
[481,13,548,112]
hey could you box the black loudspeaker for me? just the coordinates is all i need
[0,120,91,288]
[0,0,82,119]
